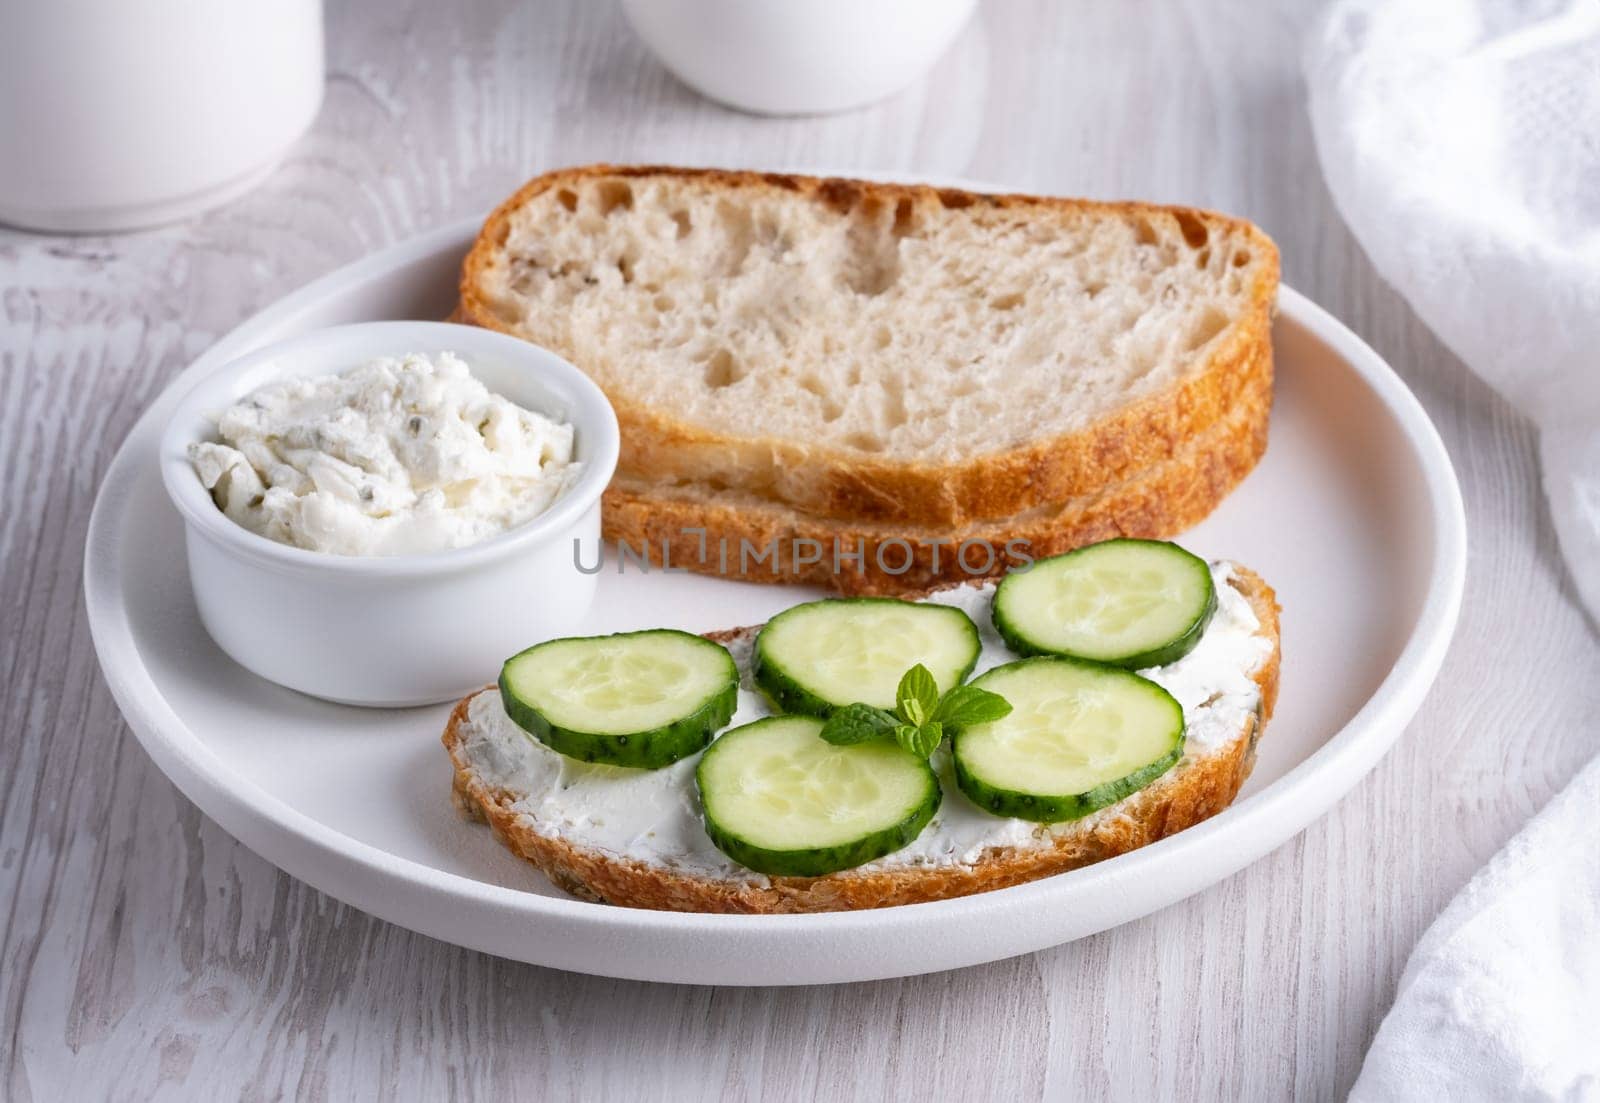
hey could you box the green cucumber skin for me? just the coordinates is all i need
[498,631,738,770]
[992,539,1218,669]
[499,674,736,769]
[753,598,980,717]
[750,651,838,718]
[696,757,942,878]
[952,738,1183,823]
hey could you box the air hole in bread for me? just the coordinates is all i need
[507,258,541,297]
[653,294,674,312]
[839,199,906,295]
[596,180,635,215]
[937,189,974,210]
[671,209,692,239]
[714,200,755,276]
[1133,218,1159,246]
[555,188,578,213]
[1084,280,1107,299]
[754,217,792,256]
[991,291,1025,311]
[1195,247,1212,269]
[892,198,916,237]
[875,326,893,350]
[1186,306,1229,350]
[880,378,908,429]
[617,255,634,283]
[843,226,901,296]
[799,374,845,422]
[1232,249,1251,267]
[845,431,885,452]
[847,260,898,296]
[703,348,744,389]
[1174,211,1209,249]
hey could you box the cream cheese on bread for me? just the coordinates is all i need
[454,562,1272,880]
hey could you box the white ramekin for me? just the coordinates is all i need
[620,0,979,116]
[159,322,619,708]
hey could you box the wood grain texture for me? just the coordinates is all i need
[2,0,1596,1099]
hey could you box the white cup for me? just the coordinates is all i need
[621,0,979,116]
[0,0,324,233]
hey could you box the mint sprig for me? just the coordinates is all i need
[820,663,1012,759]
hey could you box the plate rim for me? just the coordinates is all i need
[82,205,1467,982]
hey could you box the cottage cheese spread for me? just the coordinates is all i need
[189,352,580,556]
[454,562,1273,880]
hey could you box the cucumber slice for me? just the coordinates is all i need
[696,716,941,876]
[993,538,1217,667]
[754,598,980,717]
[499,630,737,769]
[953,658,1184,822]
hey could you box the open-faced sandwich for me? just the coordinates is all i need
[443,540,1280,913]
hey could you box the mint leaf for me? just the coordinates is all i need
[818,666,1006,756]
[895,720,944,759]
[932,686,1013,731]
[896,664,940,727]
[820,703,899,745]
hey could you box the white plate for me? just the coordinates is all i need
[84,210,1466,986]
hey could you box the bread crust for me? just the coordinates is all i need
[457,165,1280,527]
[442,568,1280,914]
[600,385,1268,595]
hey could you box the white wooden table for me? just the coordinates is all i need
[4,1,1597,1098]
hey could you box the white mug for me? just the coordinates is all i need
[621,0,979,116]
[0,0,324,233]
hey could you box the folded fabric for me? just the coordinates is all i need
[1306,2,1600,1098]
[1348,756,1600,1100]
[1305,0,1600,621]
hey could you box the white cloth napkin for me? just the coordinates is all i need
[1305,0,1600,620]
[1349,757,1600,1100]
[1304,2,1600,1099]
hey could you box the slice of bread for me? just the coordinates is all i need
[442,565,1280,913]
[601,382,1268,594]
[457,166,1279,529]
